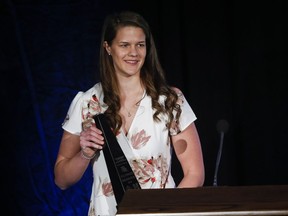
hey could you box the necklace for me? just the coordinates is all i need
[127,110,132,117]
[124,91,146,118]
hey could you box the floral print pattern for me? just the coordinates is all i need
[169,88,185,135]
[82,94,102,130]
[131,129,151,149]
[102,178,114,197]
[131,154,169,188]
[63,83,196,215]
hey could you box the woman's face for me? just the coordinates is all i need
[105,26,146,79]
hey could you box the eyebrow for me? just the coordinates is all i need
[118,41,145,43]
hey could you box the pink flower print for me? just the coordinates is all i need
[82,118,94,131]
[131,159,155,185]
[81,94,102,130]
[154,155,169,187]
[131,129,151,149]
[147,159,153,164]
[102,181,114,197]
[131,155,169,187]
[92,94,98,102]
[88,94,102,115]
[143,160,155,173]
[169,119,180,135]
[172,87,184,105]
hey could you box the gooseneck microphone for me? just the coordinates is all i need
[213,119,229,186]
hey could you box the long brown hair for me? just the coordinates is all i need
[99,11,181,134]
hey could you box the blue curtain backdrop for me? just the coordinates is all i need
[2,0,288,215]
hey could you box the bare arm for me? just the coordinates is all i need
[172,122,205,188]
[54,125,104,190]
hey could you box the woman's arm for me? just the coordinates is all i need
[172,122,205,188]
[54,125,104,190]
[54,131,91,190]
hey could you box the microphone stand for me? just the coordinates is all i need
[213,131,225,186]
[213,119,229,186]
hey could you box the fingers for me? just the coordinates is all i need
[80,126,105,151]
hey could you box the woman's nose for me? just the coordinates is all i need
[128,46,138,56]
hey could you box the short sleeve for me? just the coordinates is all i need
[62,83,106,135]
[62,92,84,135]
[170,88,197,136]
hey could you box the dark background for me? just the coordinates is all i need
[1,0,287,215]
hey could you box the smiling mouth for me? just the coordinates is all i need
[126,60,139,64]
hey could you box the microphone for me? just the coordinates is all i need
[213,119,229,186]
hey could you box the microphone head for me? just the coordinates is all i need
[216,119,229,133]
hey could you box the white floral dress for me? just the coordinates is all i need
[62,82,197,216]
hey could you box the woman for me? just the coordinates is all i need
[54,10,205,216]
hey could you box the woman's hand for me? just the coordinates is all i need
[80,125,105,157]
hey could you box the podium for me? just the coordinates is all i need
[116,185,288,215]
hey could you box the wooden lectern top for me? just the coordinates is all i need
[116,185,288,216]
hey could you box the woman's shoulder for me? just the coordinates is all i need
[68,83,103,107]
[165,86,190,108]
[170,86,183,95]
[83,82,102,94]
[76,82,103,98]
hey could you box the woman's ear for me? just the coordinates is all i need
[103,41,111,55]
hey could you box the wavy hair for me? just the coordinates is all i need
[99,11,181,134]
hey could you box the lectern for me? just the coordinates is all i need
[116,185,288,216]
